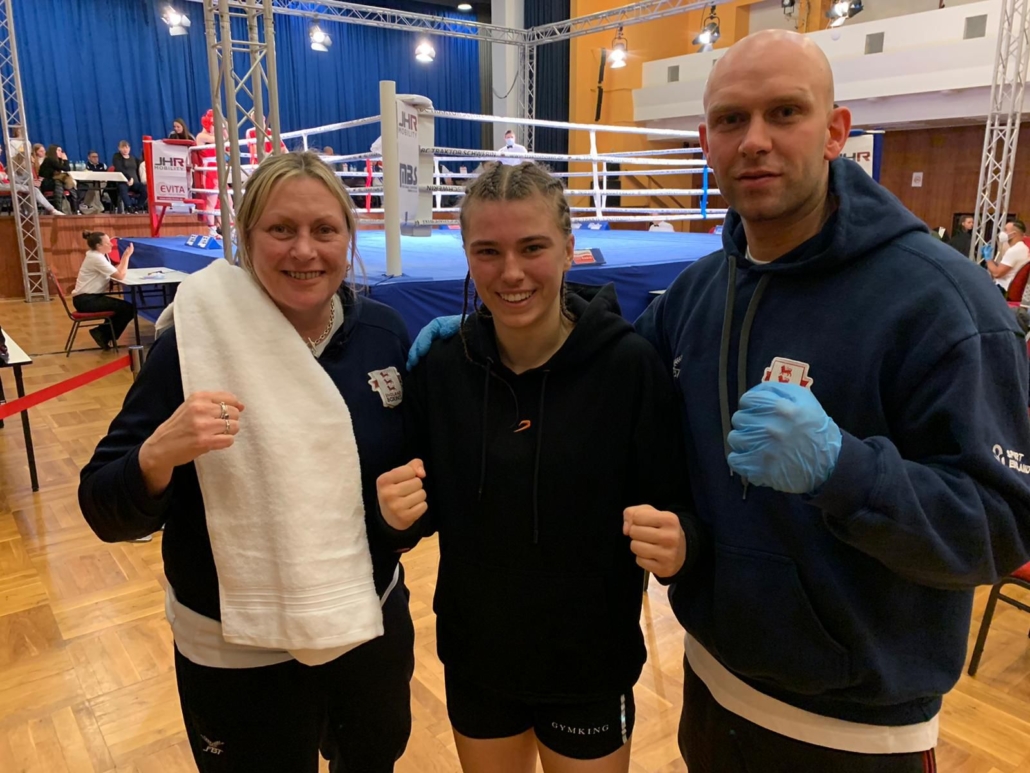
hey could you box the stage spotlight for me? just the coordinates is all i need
[457,2,472,10]
[162,5,191,36]
[415,39,436,63]
[782,0,796,9]
[827,0,863,28]
[309,22,331,52]
[693,5,721,53]
[607,26,628,69]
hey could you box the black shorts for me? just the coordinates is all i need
[445,671,635,761]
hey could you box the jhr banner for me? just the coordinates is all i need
[840,134,875,178]
[152,141,192,201]
[396,100,420,226]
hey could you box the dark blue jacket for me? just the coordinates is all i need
[636,158,1030,726]
[79,289,412,620]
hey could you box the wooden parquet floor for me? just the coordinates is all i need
[0,297,1029,772]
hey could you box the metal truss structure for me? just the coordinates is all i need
[0,0,46,301]
[525,0,727,43]
[203,0,282,264]
[971,0,1030,265]
[196,0,734,157]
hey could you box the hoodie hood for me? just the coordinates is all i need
[721,157,929,275]
[459,282,634,543]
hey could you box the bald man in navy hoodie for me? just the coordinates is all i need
[636,30,1030,772]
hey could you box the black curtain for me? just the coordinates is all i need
[524,0,570,172]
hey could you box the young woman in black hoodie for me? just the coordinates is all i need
[377,162,700,773]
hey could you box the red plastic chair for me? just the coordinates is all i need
[967,562,1030,676]
[1008,262,1030,302]
[47,268,118,357]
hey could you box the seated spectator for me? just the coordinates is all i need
[85,150,105,173]
[649,220,675,233]
[0,144,64,216]
[985,219,1030,296]
[111,140,147,213]
[72,231,135,350]
[168,118,194,141]
[39,144,80,214]
[30,143,45,183]
[78,150,110,214]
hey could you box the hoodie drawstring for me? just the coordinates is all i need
[532,371,550,545]
[477,361,492,500]
[718,256,772,495]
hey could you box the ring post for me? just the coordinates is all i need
[701,165,709,220]
[380,80,402,277]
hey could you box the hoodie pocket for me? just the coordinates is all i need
[712,544,850,695]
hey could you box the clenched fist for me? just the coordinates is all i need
[377,459,427,531]
[624,505,687,578]
[138,391,244,496]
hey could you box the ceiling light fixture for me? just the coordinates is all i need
[162,5,191,36]
[607,26,628,69]
[415,39,436,63]
[693,5,721,53]
[309,22,331,52]
[827,1,863,28]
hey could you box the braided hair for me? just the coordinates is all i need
[458,162,573,361]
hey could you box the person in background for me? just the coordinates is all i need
[78,152,416,773]
[30,142,45,180]
[39,144,80,214]
[85,150,106,173]
[496,130,528,166]
[948,214,974,257]
[0,142,65,216]
[72,231,135,350]
[112,140,147,213]
[635,30,1030,772]
[985,219,1030,296]
[169,118,194,141]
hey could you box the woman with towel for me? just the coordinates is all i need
[79,152,415,773]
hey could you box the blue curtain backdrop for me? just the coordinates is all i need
[9,0,480,164]
[524,0,569,166]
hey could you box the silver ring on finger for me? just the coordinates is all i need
[219,401,229,421]
[223,418,231,435]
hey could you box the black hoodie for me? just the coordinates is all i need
[394,284,699,701]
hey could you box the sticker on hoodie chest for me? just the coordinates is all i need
[762,357,813,389]
[368,366,403,408]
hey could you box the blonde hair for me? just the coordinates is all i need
[457,162,574,348]
[234,151,360,284]
[459,161,571,240]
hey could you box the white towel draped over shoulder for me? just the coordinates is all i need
[172,259,382,666]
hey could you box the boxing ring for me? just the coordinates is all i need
[131,84,726,337]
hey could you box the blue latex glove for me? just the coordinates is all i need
[726,382,842,494]
[406,315,462,370]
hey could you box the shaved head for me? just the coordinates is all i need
[698,29,851,258]
[705,30,835,113]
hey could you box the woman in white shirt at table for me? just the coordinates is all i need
[72,231,136,350]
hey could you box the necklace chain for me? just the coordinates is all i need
[306,298,336,354]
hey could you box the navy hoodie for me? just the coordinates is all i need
[395,285,699,701]
[636,158,1030,726]
[78,289,413,620]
